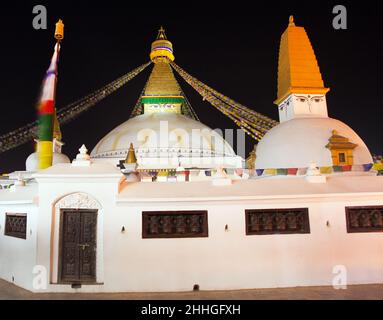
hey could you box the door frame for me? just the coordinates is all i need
[51,192,103,286]
[58,209,98,284]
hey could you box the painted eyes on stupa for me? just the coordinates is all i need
[295,95,324,104]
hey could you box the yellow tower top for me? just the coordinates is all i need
[274,16,329,105]
[150,27,175,63]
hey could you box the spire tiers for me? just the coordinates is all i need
[274,16,329,105]
[150,27,175,63]
[142,62,184,114]
[143,28,183,115]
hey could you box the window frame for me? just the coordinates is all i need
[345,206,383,233]
[142,210,208,239]
[338,152,346,163]
[245,208,310,235]
[4,213,27,239]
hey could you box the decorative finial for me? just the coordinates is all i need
[79,144,88,155]
[157,26,167,40]
[125,143,137,164]
[76,144,90,160]
[15,172,26,187]
[55,19,64,41]
[289,15,295,27]
[72,144,91,166]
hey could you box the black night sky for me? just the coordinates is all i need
[0,1,382,173]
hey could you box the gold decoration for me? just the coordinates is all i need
[52,111,62,141]
[145,62,181,96]
[125,143,137,164]
[246,145,257,169]
[150,27,175,62]
[326,130,357,166]
[156,26,167,40]
[54,19,64,41]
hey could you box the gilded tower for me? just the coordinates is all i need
[141,27,184,115]
[275,16,330,122]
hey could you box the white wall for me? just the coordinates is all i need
[36,189,383,292]
[0,204,37,291]
[96,196,383,292]
[34,179,118,293]
[2,182,383,293]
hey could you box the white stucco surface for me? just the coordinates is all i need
[90,113,241,169]
[256,117,373,169]
[26,152,70,172]
[1,163,383,293]
[0,204,38,291]
[117,175,383,202]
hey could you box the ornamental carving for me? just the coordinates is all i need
[142,211,208,238]
[346,206,383,233]
[56,192,102,210]
[246,208,310,235]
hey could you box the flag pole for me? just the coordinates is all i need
[37,19,64,170]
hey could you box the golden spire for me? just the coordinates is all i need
[274,16,329,105]
[143,27,183,115]
[125,143,137,164]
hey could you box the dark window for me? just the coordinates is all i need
[142,211,208,238]
[346,206,383,233]
[245,208,310,235]
[339,153,346,163]
[4,213,27,239]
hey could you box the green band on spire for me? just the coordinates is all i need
[141,97,184,104]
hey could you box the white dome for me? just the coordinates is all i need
[26,152,70,172]
[91,113,237,159]
[256,117,372,169]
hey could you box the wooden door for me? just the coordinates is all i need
[59,209,97,283]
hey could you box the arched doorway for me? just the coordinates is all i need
[52,192,102,285]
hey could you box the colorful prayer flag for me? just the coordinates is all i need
[287,168,298,175]
[37,43,60,170]
[320,167,333,174]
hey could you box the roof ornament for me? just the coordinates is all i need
[72,144,92,166]
[157,26,167,40]
[306,161,327,183]
[54,19,64,41]
[10,172,26,192]
[121,143,139,182]
[289,15,295,27]
[125,143,137,164]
